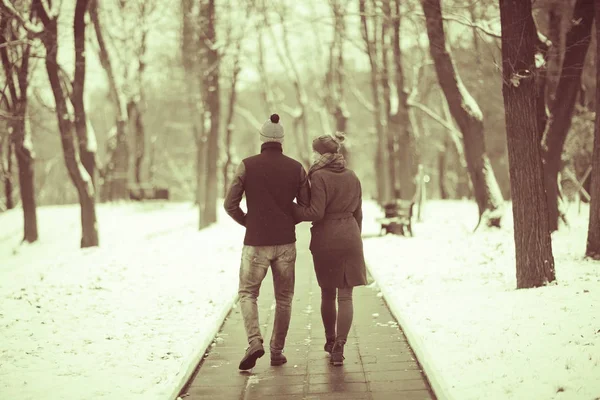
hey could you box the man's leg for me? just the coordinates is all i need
[269,243,296,362]
[238,245,270,369]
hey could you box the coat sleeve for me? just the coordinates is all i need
[296,166,311,207]
[353,181,363,233]
[292,173,326,222]
[223,162,246,226]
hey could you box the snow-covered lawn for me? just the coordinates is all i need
[0,202,244,400]
[362,200,600,400]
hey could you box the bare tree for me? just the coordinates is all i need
[128,2,151,186]
[0,13,37,242]
[379,0,396,196]
[499,0,555,288]
[181,0,210,228]
[359,0,390,202]
[90,0,130,201]
[199,0,220,225]
[422,0,504,228]
[545,0,566,106]
[0,124,12,210]
[542,0,594,232]
[221,1,250,194]
[263,3,311,167]
[17,0,99,247]
[389,0,418,199]
[73,0,96,187]
[98,0,155,187]
[586,1,600,259]
[324,0,350,161]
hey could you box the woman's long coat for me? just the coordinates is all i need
[293,166,368,289]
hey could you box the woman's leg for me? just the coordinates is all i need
[320,287,337,341]
[335,287,354,344]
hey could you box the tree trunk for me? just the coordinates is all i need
[422,0,504,227]
[542,0,594,232]
[328,1,350,165]
[379,2,397,197]
[90,0,129,201]
[391,0,417,200]
[360,0,390,203]
[499,0,556,288]
[40,7,99,248]
[182,0,209,226]
[73,0,96,187]
[127,101,145,184]
[200,0,219,226]
[13,118,38,242]
[586,2,600,259]
[4,140,14,210]
[438,138,449,199]
[545,1,564,107]
[133,22,148,186]
[334,107,349,162]
[0,17,37,239]
[196,137,207,228]
[0,134,6,210]
[222,45,241,194]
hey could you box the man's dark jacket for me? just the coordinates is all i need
[224,142,310,246]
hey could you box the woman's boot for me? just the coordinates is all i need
[330,340,345,366]
[324,336,336,353]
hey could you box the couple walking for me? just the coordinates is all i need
[224,113,367,370]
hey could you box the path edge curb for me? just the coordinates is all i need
[168,293,239,400]
[367,264,454,400]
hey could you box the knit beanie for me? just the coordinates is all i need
[260,114,284,143]
[312,131,346,154]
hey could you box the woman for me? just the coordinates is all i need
[292,132,368,366]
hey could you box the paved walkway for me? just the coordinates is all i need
[181,226,435,400]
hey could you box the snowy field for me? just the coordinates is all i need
[0,202,244,400]
[2,199,598,400]
[362,200,600,400]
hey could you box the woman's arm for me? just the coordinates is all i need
[292,174,327,222]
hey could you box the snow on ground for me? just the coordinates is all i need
[0,202,245,400]
[362,200,600,400]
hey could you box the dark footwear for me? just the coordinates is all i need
[270,352,287,366]
[324,337,335,353]
[330,341,345,366]
[239,340,265,370]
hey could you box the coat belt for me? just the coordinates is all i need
[322,212,353,220]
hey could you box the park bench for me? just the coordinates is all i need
[377,199,415,236]
[128,184,170,201]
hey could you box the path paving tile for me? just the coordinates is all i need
[182,226,436,400]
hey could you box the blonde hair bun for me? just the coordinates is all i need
[332,131,346,144]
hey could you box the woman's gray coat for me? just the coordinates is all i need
[293,166,368,289]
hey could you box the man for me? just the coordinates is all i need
[224,113,310,370]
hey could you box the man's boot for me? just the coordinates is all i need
[239,339,265,370]
[270,351,287,366]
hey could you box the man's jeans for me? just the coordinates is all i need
[238,243,296,353]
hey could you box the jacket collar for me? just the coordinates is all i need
[261,142,283,153]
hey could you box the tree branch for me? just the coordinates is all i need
[412,12,501,39]
[0,0,44,34]
[407,100,463,139]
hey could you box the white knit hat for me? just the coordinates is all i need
[260,114,284,143]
